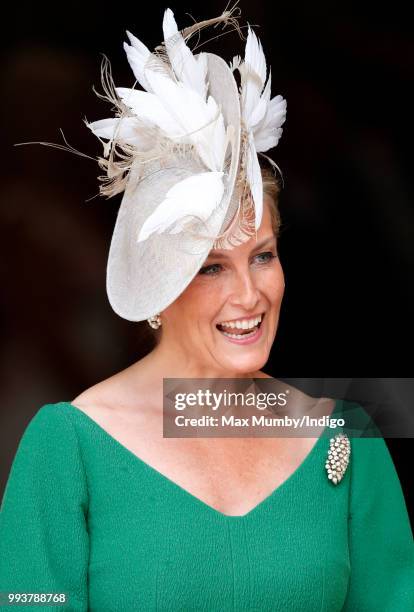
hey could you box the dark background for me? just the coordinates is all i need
[1,1,412,524]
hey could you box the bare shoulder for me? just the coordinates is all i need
[71,368,124,407]
[71,387,107,413]
[71,379,119,422]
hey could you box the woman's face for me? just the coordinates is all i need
[161,197,285,376]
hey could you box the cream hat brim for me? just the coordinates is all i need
[106,52,242,321]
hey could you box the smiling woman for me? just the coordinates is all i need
[155,194,284,376]
[1,5,413,612]
[145,157,282,355]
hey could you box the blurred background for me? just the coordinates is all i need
[1,0,413,522]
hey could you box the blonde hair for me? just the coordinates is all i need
[261,162,282,238]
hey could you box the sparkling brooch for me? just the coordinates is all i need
[325,433,351,485]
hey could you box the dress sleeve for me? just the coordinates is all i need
[342,435,414,611]
[0,404,89,611]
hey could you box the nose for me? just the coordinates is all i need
[229,267,261,311]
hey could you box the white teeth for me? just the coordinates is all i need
[222,329,257,339]
[219,314,262,329]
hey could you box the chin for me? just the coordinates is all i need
[219,351,270,376]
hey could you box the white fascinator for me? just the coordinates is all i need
[84,5,287,321]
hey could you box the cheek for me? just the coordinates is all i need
[169,262,285,322]
[259,264,285,305]
[173,279,224,321]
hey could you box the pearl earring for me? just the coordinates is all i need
[147,314,162,329]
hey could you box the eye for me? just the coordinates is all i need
[254,251,277,264]
[198,263,223,276]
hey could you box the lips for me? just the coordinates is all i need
[216,313,265,337]
[217,320,264,345]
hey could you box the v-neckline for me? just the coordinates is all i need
[62,399,341,520]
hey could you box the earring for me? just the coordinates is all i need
[147,313,162,329]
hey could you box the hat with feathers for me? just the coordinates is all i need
[84,4,286,322]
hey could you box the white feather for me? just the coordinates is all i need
[245,27,266,85]
[115,87,186,140]
[248,95,267,130]
[238,29,287,153]
[162,7,178,39]
[229,55,242,72]
[137,172,224,242]
[253,95,287,152]
[86,117,153,149]
[240,27,268,128]
[246,131,263,230]
[248,67,272,132]
[260,66,272,105]
[123,30,153,92]
[142,71,227,171]
[162,8,208,97]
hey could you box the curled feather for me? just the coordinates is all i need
[195,126,258,249]
[137,171,225,242]
[258,151,285,189]
[208,126,263,246]
[157,2,244,55]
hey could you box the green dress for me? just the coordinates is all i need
[0,399,413,611]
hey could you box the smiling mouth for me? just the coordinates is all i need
[216,313,265,338]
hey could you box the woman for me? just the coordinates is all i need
[1,6,413,611]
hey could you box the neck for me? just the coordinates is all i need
[140,338,259,380]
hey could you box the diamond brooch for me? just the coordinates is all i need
[325,433,351,485]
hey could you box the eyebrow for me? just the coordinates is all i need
[207,235,276,260]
